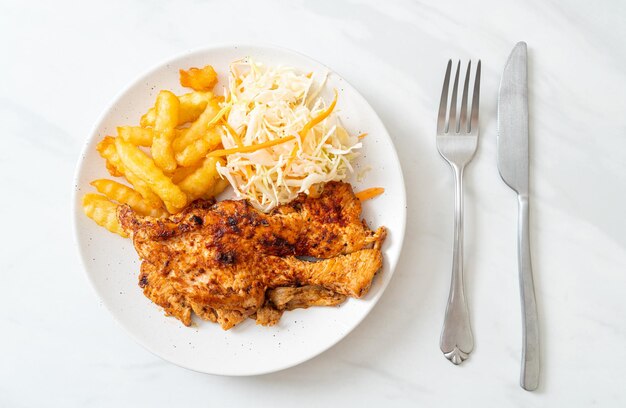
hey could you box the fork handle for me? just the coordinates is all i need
[517,195,540,390]
[440,166,474,365]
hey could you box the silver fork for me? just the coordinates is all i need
[437,60,481,365]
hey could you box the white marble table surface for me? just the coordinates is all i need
[2,0,625,406]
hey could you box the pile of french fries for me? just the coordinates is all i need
[82,65,230,237]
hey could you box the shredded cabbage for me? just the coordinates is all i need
[216,59,361,212]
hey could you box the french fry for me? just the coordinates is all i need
[97,137,123,177]
[174,128,188,138]
[118,126,154,146]
[172,98,221,152]
[175,128,222,167]
[140,91,213,127]
[177,157,223,201]
[151,90,179,172]
[90,179,166,218]
[170,164,201,184]
[96,137,163,208]
[105,158,123,177]
[114,137,188,213]
[179,65,218,91]
[206,177,229,198]
[82,193,127,237]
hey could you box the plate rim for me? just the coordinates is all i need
[72,43,407,376]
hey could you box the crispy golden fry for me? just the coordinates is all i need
[82,193,127,237]
[95,135,114,155]
[115,138,187,213]
[140,91,213,127]
[118,126,154,147]
[96,137,163,208]
[170,164,201,184]
[105,158,123,177]
[175,128,222,167]
[90,179,166,218]
[198,178,228,200]
[97,137,123,177]
[179,65,218,91]
[177,157,223,201]
[172,98,221,153]
[206,177,229,198]
[151,90,179,172]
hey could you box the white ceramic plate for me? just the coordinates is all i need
[73,45,406,376]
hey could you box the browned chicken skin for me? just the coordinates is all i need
[119,182,386,329]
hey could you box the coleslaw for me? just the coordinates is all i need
[216,59,361,212]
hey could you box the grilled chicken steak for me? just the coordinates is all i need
[119,181,386,329]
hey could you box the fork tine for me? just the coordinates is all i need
[470,60,481,133]
[459,61,471,133]
[448,61,461,133]
[437,60,452,134]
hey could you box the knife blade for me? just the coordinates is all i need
[497,42,540,391]
[498,42,529,194]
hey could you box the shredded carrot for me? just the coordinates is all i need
[222,123,251,177]
[222,121,243,147]
[238,125,247,141]
[285,90,339,170]
[299,90,338,141]
[283,147,298,171]
[208,135,296,157]
[358,133,368,140]
[355,187,384,201]
[207,104,232,128]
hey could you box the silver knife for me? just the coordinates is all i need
[497,42,540,391]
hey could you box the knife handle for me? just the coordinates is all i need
[517,195,540,391]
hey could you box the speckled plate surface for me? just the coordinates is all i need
[72,45,406,376]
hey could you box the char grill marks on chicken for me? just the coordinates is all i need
[119,181,386,329]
